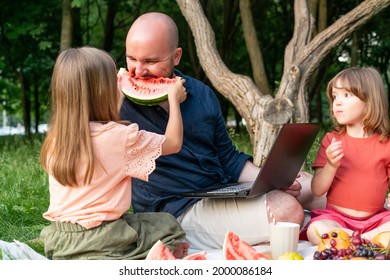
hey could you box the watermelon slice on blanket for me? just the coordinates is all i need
[146,240,176,260]
[145,240,207,260]
[223,231,269,260]
[183,251,207,260]
[117,68,181,106]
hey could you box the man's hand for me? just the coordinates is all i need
[283,174,302,197]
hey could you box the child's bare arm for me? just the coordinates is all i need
[161,79,187,155]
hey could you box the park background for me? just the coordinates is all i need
[1,0,390,256]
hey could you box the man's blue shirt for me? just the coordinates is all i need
[120,70,252,217]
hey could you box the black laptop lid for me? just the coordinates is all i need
[247,123,321,196]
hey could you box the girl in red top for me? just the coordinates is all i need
[306,67,390,245]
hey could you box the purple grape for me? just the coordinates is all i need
[375,254,385,260]
[321,251,329,259]
[338,248,346,257]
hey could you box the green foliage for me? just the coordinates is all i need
[2,0,390,130]
[228,126,253,156]
[305,129,326,174]
[0,0,61,128]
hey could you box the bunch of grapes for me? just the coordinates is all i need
[313,230,388,260]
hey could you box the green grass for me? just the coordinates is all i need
[0,135,49,254]
[0,127,321,258]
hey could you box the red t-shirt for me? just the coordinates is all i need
[312,132,390,212]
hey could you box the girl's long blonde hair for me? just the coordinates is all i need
[40,46,120,186]
[326,66,390,141]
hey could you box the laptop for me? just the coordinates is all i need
[181,123,321,198]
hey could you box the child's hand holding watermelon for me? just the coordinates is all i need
[167,78,187,105]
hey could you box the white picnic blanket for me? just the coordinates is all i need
[189,240,317,260]
[0,240,47,260]
[0,239,317,260]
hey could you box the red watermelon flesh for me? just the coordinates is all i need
[117,68,180,106]
[183,251,207,260]
[145,240,207,260]
[145,240,176,260]
[223,231,269,260]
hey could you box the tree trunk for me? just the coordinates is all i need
[239,0,272,96]
[220,0,241,132]
[307,0,329,122]
[18,70,31,139]
[33,80,39,134]
[103,0,118,52]
[176,0,390,165]
[60,0,73,51]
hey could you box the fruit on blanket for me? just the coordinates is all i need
[372,231,390,248]
[223,231,269,260]
[277,252,304,260]
[146,240,207,260]
[183,251,207,260]
[313,229,388,260]
[349,257,368,260]
[146,240,176,260]
[117,67,181,106]
[317,229,350,252]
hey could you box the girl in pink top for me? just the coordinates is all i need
[306,67,390,247]
[39,46,188,260]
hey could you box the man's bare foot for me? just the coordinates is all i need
[173,242,190,259]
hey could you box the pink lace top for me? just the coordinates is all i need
[43,121,165,229]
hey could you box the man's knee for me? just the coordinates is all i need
[266,190,304,226]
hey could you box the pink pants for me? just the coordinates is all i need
[307,203,390,233]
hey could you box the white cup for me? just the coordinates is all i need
[269,222,300,259]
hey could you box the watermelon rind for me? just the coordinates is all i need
[123,91,168,106]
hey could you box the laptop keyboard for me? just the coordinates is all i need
[206,182,253,194]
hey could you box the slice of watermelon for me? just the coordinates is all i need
[223,231,269,260]
[117,68,180,106]
[183,251,207,260]
[145,240,176,260]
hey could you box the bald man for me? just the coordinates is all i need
[120,12,324,250]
